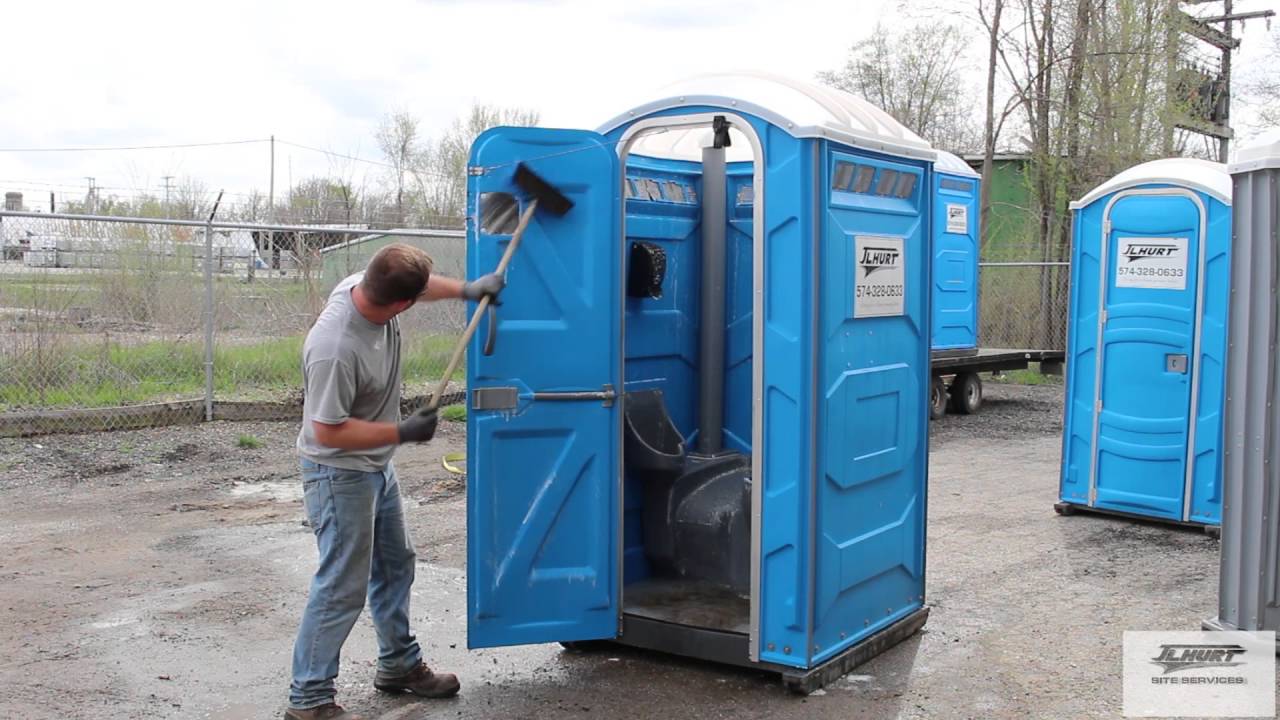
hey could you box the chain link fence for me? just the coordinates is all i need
[978,260,1071,351]
[0,211,465,436]
[976,215,1071,352]
[0,208,1074,436]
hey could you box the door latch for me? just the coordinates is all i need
[533,384,616,407]
[472,386,518,411]
[1166,354,1189,374]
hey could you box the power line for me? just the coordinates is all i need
[275,139,453,180]
[0,138,270,153]
[0,179,262,200]
[0,135,454,180]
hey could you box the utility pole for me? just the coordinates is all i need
[1178,0,1275,161]
[84,177,96,213]
[268,134,275,222]
[266,134,276,274]
[161,175,175,218]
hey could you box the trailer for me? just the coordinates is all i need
[928,348,1065,420]
[924,150,1065,419]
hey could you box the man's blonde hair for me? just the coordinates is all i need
[361,243,435,306]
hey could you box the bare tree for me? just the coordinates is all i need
[1241,31,1280,128]
[169,177,212,220]
[284,177,356,226]
[376,111,421,226]
[819,21,982,152]
[412,104,540,226]
[972,0,1189,347]
[979,0,1007,241]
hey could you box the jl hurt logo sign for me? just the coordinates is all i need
[858,245,901,277]
[1115,236,1189,291]
[853,235,905,319]
[1122,242,1180,263]
[1150,644,1247,674]
[1123,631,1275,718]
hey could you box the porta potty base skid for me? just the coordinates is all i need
[587,606,930,695]
[1053,502,1220,538]
[1200,618,1280,654]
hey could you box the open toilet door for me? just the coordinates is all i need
[465,127,623,648]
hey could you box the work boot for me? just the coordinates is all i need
[282,703,364,720]
[374,661,461,698]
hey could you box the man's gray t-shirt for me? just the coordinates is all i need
[296,273,401,471]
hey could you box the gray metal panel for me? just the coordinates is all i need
[698,146,728,454]
[1213,165,1280,635]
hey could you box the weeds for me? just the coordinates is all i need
[0,334,460,410]
[236,434,264,450]
[992,369,1061,386]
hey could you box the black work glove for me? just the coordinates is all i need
[462,272,506,305]
[397,407,439,444]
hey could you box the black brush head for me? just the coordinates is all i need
[514,164,574,216]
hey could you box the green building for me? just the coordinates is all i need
[320,230,466,290]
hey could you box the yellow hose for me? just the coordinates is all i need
[442,452,466,475]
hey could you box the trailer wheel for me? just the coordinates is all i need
[929,377,948,420]
[949,372,983,415]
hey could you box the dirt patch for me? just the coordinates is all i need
[160,442,201,463]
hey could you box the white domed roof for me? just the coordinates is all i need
[935,150,979,178]
[1071,158,1232,209]
[598,71,935,162]
[1231,129,1280,173]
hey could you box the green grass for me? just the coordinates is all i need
[992,369,1061,386]
[0,333,461,411]
[441,404,467,422]
[236,434,264,449]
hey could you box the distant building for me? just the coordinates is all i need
[319,230,466,289]
[963,154,1036,257]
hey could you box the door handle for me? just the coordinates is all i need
[1166,354,1188,374]
[483,304,498,356]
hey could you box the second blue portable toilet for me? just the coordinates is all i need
[464,72,933,692]
[1057,158,1232,530]
[931,150,980,355]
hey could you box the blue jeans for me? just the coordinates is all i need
[289,459,423,709]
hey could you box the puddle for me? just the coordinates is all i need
[229,481,302,502]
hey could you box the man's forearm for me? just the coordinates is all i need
[421,275,465,301]
[312,418,400,450]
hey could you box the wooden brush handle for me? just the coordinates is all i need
[427,199,539,411]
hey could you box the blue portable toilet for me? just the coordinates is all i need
[464,72,934,692]
[931,150,980,355]
[1057,158,1232,529]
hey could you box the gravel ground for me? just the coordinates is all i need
[930,376,1064,449]
[0,380,1261,720]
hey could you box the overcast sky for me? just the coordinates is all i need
[0,0,1275,211]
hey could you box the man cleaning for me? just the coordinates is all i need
[286,243,503,720]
